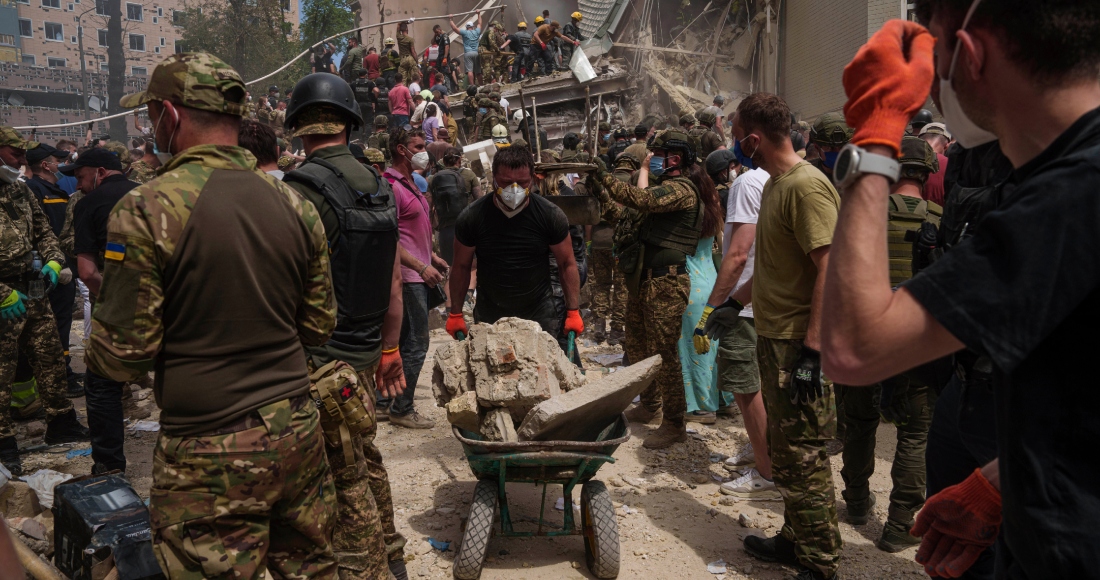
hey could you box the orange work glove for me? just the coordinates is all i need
[842,19,936,156]
[911,468,1002,578]
[446,312,468,339]
[375,347,406,399]
[563,309,584,336]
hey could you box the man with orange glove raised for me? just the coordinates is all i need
[821,2,1100,578]
[446,145,583,357]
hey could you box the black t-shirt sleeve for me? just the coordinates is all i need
[71,197,97,257]
[453,200,481,247]
[904,161,1100,373]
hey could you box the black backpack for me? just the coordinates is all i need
[430,168,469,229]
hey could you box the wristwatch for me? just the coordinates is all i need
[832,143,900,190]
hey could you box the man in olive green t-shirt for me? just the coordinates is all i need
[725,93,843,580]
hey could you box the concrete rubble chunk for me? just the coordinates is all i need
[445,391,481,434]
[431,340,473,407]
[517,355,662,442]
[480,407,518,443]
[0,481,43,518]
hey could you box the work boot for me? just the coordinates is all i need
[623,404,659,424]
[844,493,877,526]
[743,533,800,568]
[877,519,920,552]
[44,409,91,444]
[607,328,625,346]
[0,436,23,477]
[389,410,435,430]
[389,558,409,580]
[642,422,686,449]
[66,373,85,398]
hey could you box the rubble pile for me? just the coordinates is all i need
[432,318,662,443]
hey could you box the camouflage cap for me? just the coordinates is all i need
[364,147,386,163]
[0,126,32,149]
[899,136,939,176]
[810,112,853,146]
[277,155,295,170]
[374,114,389,127]
[488,91,501,100]
[679,113,696,126]
[102,140,132,168]
[919,122,952,140]
[512,137,528,149]
[479,97,495,107]
[478,85,490,94]
[696,110,717,125]
[120,52,248,117]
[291,106,347,137]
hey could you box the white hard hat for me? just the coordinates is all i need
[513,109,526,123]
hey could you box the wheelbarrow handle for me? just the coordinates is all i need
[456,330,466,341]
[567,330,576,361]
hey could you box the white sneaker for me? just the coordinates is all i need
[724,442,755,470]
[720,468,781,500]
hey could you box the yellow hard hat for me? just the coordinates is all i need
[384,37,395,45]
[571,11,582,21]
[534,15,545,25]
[518,21,527,29]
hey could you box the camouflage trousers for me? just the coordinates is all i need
[479,49,501,79]
[398,57,418,85]
[588,249,627,336]
[757,336,841,578]
[149,395,338,579]
[0,293,73,438]
[625,273,689,427]
[838,378,936,526]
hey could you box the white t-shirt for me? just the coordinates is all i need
[409,82,421,95]
[499,97,509,116]
[723,167,767,318]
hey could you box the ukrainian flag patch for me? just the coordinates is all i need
[104,242,126,262]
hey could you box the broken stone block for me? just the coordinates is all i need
[0,481,43,518]
[445,391,482,433]
[431,340,473,407]
[517,355,662,442]
[480,407,518,442]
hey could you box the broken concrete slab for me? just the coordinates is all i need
[431,340,473,407]
[517,355,662,442]
[481,407,518,443]
[445,391,481,434]
[0,481,43,518]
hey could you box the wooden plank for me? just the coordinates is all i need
[612,43,731,58]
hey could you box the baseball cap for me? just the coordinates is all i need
[25,143,68,165]
[59,147,124,175]
[919,122,952,140]
[0,126,33,150]
[291,106,346,138]
[120,52,249,117]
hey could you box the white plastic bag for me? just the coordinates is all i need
[20,469,74,509]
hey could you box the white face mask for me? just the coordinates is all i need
[410,150,430,170]
[0,164,19,184]
[497,182,528,213]
[938,0,997,148]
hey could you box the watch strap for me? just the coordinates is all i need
[857,150,900,183]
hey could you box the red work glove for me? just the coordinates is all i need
[842,19,936,156]
[446,312,468,339]
[563,309,584,336]
[375,347,406,399]
[540,42,547,51]
[911,468,1002,578]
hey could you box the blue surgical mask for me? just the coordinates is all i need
[823,151,839,169]
[648,155,665,176]
[479,107,487,115]
[602,134,610,143]
[733,140,756,170]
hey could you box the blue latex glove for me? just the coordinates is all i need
[41,260,61,290]
[1,290,28,320]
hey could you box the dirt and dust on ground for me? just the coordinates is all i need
[11,325,927,580]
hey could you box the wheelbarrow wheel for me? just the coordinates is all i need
[581,480,620,578]
[454,479,498,580]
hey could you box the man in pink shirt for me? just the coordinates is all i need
[382,127,448,429]
[387,73,414,132]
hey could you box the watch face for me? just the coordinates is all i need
[834,148,854,184]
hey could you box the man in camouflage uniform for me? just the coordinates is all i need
[588,144,641,345]
[678,113,701,153]
[396,24,418,87]
[479,22,506,84]
[726,93,841,580]
[281,73,410,580]
[477,98,505,141]
[836,136,940,554]
[807,112,853,182]
[0,127,90,476]
[89,53,338,579]
[596,121,612,160]
[381,38,400,89]
[340,36,366,82]
[128,142,160,184]
[589,130,703,450]
[691,110,725,160]
[366,115,392,163]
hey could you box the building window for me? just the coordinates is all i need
[131,66,147,75]
[151,15,157,23]
[128,33,144,51]
[97,29,107,46]
[174,40,186,53]
[100,62,109,71]
[48,57,66,68]
[44,22,64,41]
[172,9,184,25]
[41,0,60,7]
[16,0,29,4]
[126,3,142,20]
[22,54,36,65]
[281,0,290,11]
[0,35,15,47]
[68,3,74,9]
[95,0,106,15]
[18,19,32,38]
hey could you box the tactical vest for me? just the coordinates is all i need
[352,79,374,106]
[614,177,701,276]
[367,131,391,161]
[886,193,941,285]
[606,140,629,164]
[516,30,532,50]
[284,158,398,350]
[430,168,469,229]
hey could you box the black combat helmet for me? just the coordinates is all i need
[285,73,364,134]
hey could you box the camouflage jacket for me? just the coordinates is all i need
[85,144,335,383]
[690,124,724,159]
[598,171,697,214]
[58,190,84,259]
[0,179,65,297]
[128,159,157,184]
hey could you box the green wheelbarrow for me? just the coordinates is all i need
[450,414,631,580]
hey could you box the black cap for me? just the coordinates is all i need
[25,143,68,165]
[59,147,123,175]
[634,123,648,137]
[349,143,367,160]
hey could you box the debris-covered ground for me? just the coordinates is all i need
[10,327,926,579]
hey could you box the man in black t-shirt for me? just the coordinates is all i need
[446,146,584,352]
[824,4,1100,579]
[62,148,139,473]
